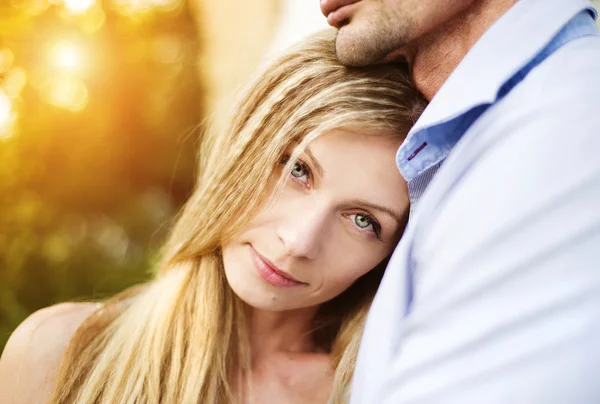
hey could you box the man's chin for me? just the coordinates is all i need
[334,28,385,67]
[335,25,408,67]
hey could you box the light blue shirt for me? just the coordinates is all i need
[351,1,600,403]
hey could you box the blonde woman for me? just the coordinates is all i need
[0,30,426,404]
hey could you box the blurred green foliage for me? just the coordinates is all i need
[0,0,202,350]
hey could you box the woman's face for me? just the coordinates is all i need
[222,128,409,311]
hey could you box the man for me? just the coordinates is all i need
[321,0,600,402]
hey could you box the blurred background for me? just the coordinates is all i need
[0,0,599,351]
[0,0,327,350]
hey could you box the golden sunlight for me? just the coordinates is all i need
[80,7,106,33]
[0,91,12,125]
[63,0,96,14]
[150,0,182,12]
[112,0,182,16]
[0,91,16,140]
[0,49,15,75]
[51,41,84,72]
[43,76,88,112]
[3,68,28,99]
[10,0,50,16]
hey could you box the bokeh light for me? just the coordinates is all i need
[2,0,202,352]
[42,76,88,111]
[0,91,12,127]
[152,34,183,65]
[0,90,16,140]
[151,0,182,12]
[63,0,96,14]
[3,68,28,99]
[10,0,50,16]
[29,66,51,90]
[111,0,183,16]
[80,7,106,33]
[51,41,85,72]
[0,49,15,75]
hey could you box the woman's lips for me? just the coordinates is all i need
[320,0,362,27]
[250,246,306,288]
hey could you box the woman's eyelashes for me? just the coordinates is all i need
[281,155,312,188]
[346,213,383,241]
[290,159,311,184]
[280,154,384,241]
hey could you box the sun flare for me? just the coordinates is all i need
[51,41,84,72]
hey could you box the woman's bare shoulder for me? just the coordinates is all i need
[0,302,101,404]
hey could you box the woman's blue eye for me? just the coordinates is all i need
[355,214,372,228]
[290,160,309,182]
[352,213,374,230]
[280,155,311,186]
[291,162,304,177]
[349,213,382,239]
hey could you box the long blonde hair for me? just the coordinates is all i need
[50,29,426,404]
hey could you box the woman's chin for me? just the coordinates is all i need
[227,280,311,312]
[237,293,293,312]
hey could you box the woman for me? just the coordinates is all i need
[0,29,426,403]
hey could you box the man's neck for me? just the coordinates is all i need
[410,0,518,101]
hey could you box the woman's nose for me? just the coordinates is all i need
[276,204,331,260]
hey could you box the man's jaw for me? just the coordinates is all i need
[379,45,415,65]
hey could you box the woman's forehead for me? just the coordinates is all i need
[300,128,407,206]
[304,127,402,153]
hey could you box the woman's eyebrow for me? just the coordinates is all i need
[304,146,325,177]
[350,200,404,223]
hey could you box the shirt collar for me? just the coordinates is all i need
[397,0,597,181]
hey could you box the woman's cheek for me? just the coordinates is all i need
[328,262,372,291]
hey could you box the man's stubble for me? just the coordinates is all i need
[334,1,416,67]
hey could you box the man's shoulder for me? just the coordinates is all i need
[478,34,600,142]
[0,302,100,404]
[416,34,600,255]
[525,34,600,102]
